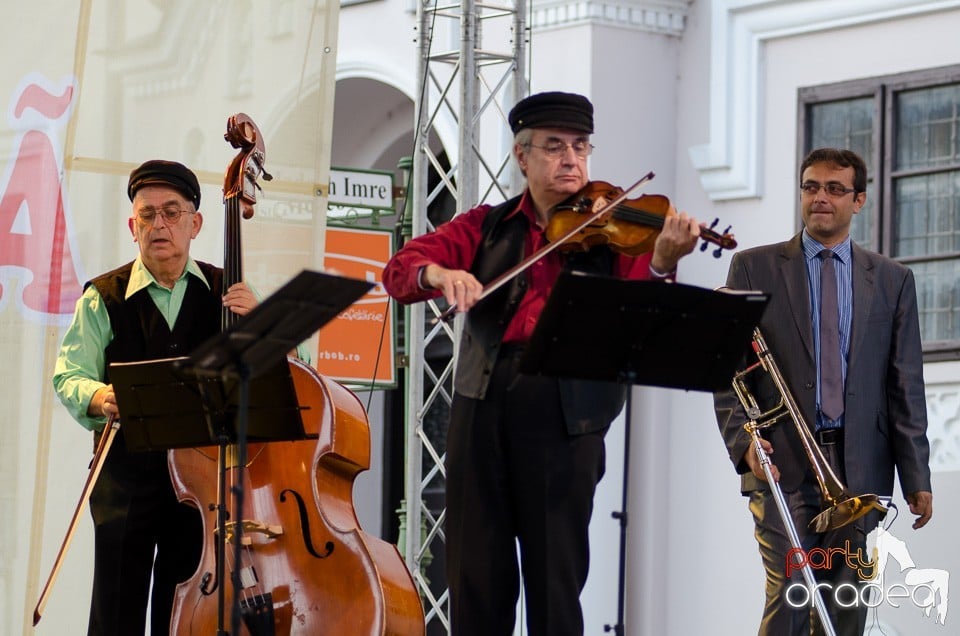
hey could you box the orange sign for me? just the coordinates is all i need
[317,226,396,387]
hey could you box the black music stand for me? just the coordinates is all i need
[109,357,307,452]
[518,270,768,636]
[111,269,373,636]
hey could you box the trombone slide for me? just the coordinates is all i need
[745,421,837,636]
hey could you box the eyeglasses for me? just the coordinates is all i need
[525,140,595,158]
[135,206,192,225]
[800,181,857,197]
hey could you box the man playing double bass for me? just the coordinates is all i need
[52,160,257,635]
[382,91,702,636]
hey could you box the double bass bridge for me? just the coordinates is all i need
[223,519,284,545]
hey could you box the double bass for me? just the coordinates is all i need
[168,114,424,635]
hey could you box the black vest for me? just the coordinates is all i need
[454,196,627,435]
[89,260,224,382]
[86,259,223,475]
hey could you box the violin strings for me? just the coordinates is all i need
[610,204,665,228]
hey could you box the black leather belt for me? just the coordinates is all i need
[498,342,527,358]
[816,428,842,445]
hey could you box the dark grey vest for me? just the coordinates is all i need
[454,196,628,435]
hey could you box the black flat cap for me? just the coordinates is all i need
[127,159,201,208]
[508,91,594,134]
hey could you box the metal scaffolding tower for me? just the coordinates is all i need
[401,0,526,631]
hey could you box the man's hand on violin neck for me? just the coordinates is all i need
[423,264,483,311]
[650,209,701,273]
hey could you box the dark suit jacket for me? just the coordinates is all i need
[714,233,931,499]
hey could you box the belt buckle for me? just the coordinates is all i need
[817,428,841,445]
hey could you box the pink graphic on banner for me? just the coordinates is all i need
[0,74,82,318]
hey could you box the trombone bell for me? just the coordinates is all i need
[733,328,888,532]
[810,493,887,533]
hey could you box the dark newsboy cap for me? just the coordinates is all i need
[127,159,201,208]
[508,91,594,134]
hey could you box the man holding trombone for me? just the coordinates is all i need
[714,148,933,635]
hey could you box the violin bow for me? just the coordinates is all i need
[434,171,655,324]
[34,414,120,625]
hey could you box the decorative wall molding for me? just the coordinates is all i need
[926,381,960,473]
[529,0,689,35]
[688,0,960,201]
[920,363,959,473]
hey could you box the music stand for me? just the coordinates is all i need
[109,357,307,452]
[519,270,768,636]
[110,269,373,636]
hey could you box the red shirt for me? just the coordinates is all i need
[381,190,664,343]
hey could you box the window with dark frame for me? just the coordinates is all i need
[799,65,960,360]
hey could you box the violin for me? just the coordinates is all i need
[168,114,424,635]
[547,180,737,258]
[435,173,737,322]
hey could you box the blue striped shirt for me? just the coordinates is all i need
[802,231,852,430]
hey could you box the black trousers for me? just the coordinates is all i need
[749,436,870,636]
[87,432,202,636]
[445,349,607,636]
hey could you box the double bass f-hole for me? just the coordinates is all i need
[278,488,335,559]
[200,572,215,596]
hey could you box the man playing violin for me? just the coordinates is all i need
[382,91,701,636]
[52,160,257,635]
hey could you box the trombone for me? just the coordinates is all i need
[731,327,887,532]
[730,328,888,636]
